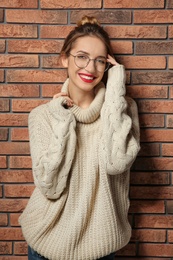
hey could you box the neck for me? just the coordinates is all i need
[68,86,95,109]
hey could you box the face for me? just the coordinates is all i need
[61,36,107,94]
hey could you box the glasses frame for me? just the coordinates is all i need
[69,53,110,72]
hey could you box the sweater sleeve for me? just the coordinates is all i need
[100,65,140,175]
[28,97,76,199]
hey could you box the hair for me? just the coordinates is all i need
[60,16,114,84]
[60,16,114,58]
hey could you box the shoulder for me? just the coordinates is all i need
[28,101,52,126]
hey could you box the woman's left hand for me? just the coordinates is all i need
[107,54,120,66]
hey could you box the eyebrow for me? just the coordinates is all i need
[76,50,106,59]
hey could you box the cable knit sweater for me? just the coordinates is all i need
[19,65,140,260]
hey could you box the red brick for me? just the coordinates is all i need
[0,70,4,82]
[14,241,27,255]
[10,213,21,226]
[0,199,27,212]
[0,9,3,22]
[6,10,67,24]
[139,143,160,156]
[5,184,34,198]
[116,243,136,256]
[104,0,164,8]
[8,40,63,53]
[0,55,39,68]
[171,86,173,98]
[169,26,173,38]
[169,56,173,69]
[167,0,173,8]
[119,56,166,69]
[0,170,33,183]
[0,129,8,140]
[167,201,173,214]
[0,185,2,197]
[42,55,62,68]
[168,230,173,242]
[129,200,165,214]
[7,69,67,83]
[0,114,28,126]
[70,10,131,24]
[139,244,173,257]
[0,0,38,8]
[0,25,37,38]
[131,186,173,199]
[0,142,30,155]
[10,156,32,169]
[0,156,7,168]
[130,172,170,185]
[0,84,39,97]
[0,257,27,260]
[131,229,166,243]
[41,25,74,39]
[11,128,29,141]
[42,84,62,97]
[138,100,173,113]
[111,41,133,54]
[134,158,173,171]
[12,99,49,112]
[134,10,173,23]
[162,144,173,156]
[105,26,166,39]
[0,214,8,226]
[135,215,173,228]
[127,85,168,99]
[167,115,173,128]
[132,71,173,84]
[139,114,164,128]
[0,99,9,112]
[0,40,5,53]
[0,242,12,254]
[41,0,101,8]
[136,42,173,54]
[0,228,24,240]
[140,129,173,142]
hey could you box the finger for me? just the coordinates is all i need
[107,54,119,66]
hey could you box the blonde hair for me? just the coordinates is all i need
[77,16,100,27]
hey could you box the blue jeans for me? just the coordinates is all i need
[28,246,115,260]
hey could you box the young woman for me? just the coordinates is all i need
[19,16,140,260]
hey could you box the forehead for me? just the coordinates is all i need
[71,36,107,56]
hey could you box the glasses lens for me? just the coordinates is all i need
[95,58,108,72]
[75,55,89,68]
[74,54,110,72]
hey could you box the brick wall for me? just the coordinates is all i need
[0,0,173,259]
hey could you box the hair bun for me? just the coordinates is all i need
[77,16,100,27]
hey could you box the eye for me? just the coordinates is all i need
[96,58,106,65]
[76,55,88,60]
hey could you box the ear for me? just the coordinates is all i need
[60,54,69,68]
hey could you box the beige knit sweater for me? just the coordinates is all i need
[19,65,140,260]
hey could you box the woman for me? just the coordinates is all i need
[19,16,140,260]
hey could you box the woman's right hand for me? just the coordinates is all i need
[53,92,74,107]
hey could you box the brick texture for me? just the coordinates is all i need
[0,1,172,259]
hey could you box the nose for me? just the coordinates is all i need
[85,59,96,72]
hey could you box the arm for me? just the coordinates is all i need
[100,64,140,175]
[29,97,76,199]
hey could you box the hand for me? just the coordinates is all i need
[53,92,74,107]
[107,54,120,66]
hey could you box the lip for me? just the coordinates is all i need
[78,73,96,83]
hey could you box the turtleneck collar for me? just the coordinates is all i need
[61,78,106,124]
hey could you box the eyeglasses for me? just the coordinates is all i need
[69,53,110,72]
